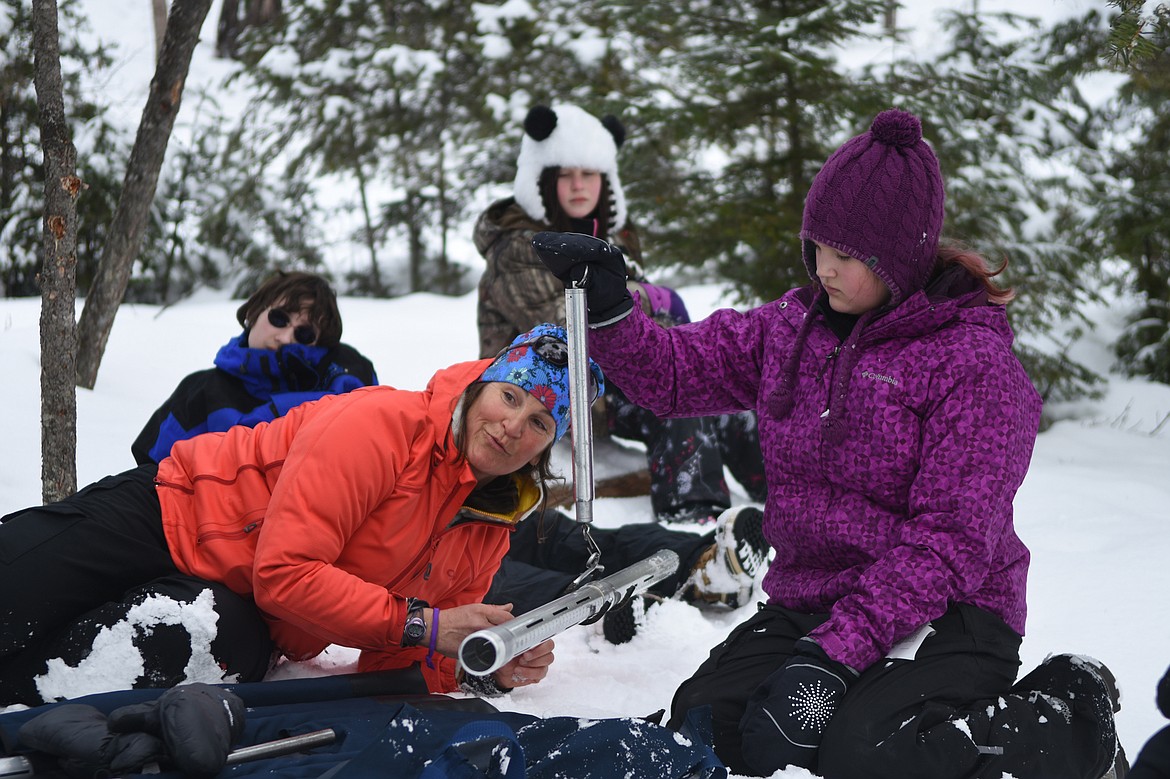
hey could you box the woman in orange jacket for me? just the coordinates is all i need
[0,323,603,707]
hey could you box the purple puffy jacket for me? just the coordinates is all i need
[590,276,1042,672]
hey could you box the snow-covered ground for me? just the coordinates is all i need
[2,284,1168,778]
[5,1,1165,775]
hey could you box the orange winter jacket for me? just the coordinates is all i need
[153,359,542,693]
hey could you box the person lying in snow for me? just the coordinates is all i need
[0,323,598,707]
[130,268,769,653]
[534,108,1126,779]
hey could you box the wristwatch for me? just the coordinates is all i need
[401,598,430,647]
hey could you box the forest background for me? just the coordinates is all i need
[3,0,1169,414]
[2,1,1170,771]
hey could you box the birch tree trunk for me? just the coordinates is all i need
[151,0,168,60]
[31,0,81,503]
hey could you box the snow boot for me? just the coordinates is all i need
[682,506,769,608]
[600,594,664,645]
[1014,653,1125,779]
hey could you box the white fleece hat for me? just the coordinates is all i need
[513,103,627,231]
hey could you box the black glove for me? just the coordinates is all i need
[738,638,858,775]
[279,347,326,391]
[18,704,166,779]
[108,683,246,778]
[532,231,634,327]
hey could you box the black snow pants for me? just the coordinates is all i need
[606,385,767,523]
[483,509,712,615]
[1131,726,1170,779]
[668,601,1116,779]
[0,465,274,707]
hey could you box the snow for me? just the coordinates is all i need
[7,1,1169,776]
[2,284,1169,778]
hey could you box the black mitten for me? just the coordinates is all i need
[279,347,325,391]
[18,704,166,778]
[109,683,246,778]
[738,638,858,774]
[532,231,634,326]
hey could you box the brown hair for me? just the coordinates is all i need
[936,244,1015,305]
[453,381,559,514]
[236,271,343,348]
[536,166,646,271]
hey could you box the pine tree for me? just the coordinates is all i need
[132,92,329,304]
[872,7,1112,408]
[592,0,888,302]
[1099,1,1170,384]
[0,0,123,297]
[228,0,596,296]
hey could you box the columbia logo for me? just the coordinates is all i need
[861,370,898,386]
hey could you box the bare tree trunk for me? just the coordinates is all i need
[31,0,81,503]
[75,0,212,390]
[216,0,241,58]
[408,190,423,293]
[151,0,168,60]
[355,164,384,295]
[243,0,281,27]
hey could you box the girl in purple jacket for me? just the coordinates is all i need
[533,109,1124,779]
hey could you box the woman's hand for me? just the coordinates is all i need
[429,602,517,659]
[494,639,555,689]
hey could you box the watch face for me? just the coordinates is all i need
[405,617,427,644]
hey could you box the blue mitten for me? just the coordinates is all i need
[532,231,634,326]
[738,638,858,774]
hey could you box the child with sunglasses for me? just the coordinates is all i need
[0,324,598,707]
[534,109,1125,779]
[131,271,377,465]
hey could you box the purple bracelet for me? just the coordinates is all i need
[425,607,439,669]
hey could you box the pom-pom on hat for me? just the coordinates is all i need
[800,108,945,307]
[479,323,605,442]
[513,103,627,231]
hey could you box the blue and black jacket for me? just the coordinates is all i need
[132,334,378,464]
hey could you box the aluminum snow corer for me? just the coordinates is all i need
[458,548,678,677]
[457,278,678,678]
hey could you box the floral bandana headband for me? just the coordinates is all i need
[479,323,605,441]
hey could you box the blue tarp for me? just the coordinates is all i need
[0,672,726,778]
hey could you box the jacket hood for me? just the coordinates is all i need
[427,358,548,514]
[473,198,548,258]
[425,358,495,434]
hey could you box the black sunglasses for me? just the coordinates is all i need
[267,308,318,345]
[503,335,599,402]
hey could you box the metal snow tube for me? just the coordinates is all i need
[458,549,679,677]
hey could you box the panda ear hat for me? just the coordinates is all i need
[513,103,627,231]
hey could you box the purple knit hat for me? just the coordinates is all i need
[800,109,945,306]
